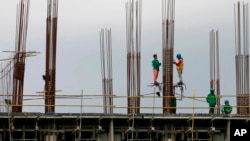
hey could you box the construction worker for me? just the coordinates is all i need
[152,54,161,85]
[173,53,184,85]
[206,88,217,114]
[221,99,232,114]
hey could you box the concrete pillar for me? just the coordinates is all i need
[0,133,2,141]
[44,120,57,141]
[109,119,114,141]
[53,121,56,137]
[209,134,213,141]
[195,126,198,140]
[92,126,96,139]
[62,131,65,141]
[155,126,159,140]
[226,120,231,141]
[163,124,176,141]
[171,124,176,141]
[114,133,122,141]
[121,128,125,140]
[22,124,25,140]
[3,130,6,141]
[163,124,172,141]
[163,124,167,141]
[213,133,224,141]
[181,124,185,140]
[44,135,57,141]
[135,128,139,139]
[40,131,43,141]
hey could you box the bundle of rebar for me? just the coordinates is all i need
[162,0,175,114]
[99,28,113,114]
[234,1,249,115]
[44,0,58,113]
[125,0,142,114]
[209,30,220,114]
[12,0,30,112]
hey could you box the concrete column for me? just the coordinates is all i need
[3,130,6,141]
[209,134,212,141]
[62,132,65,141]
[195,126,198,140]
[44,121,57,141]
[35,130,38,141]
[121,128,125,140]
[163,124,167,141]
[155,126,159,140]
[163,124,170,141]
[44,135,57,141]
[92,126,96,139]
[171,124,175,141]
[53,121,56,137]
[181,124,185,140]
[0,133,2,141]
[109,119,114,141]
[40,131,43,141]
[226,120,231,141]
[22,124,25,140]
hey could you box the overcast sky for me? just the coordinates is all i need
[0,0,248,114]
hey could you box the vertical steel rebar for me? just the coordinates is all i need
[216,31,221,114]
[209,30,220,114]
[125,0,142,114]
[44,0,58,113]
[162,0,175,114]
[125,1,142,140]
[234,1,249,115]
[100,28,113,114]
[12,0,30,112]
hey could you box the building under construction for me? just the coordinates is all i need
[0,0,250,141]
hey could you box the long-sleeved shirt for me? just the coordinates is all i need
[221,105,232,114]
[206,93,216,107]
[152,59,161,71]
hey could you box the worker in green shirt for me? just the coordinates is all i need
[152,54,161,85]
[206,88,216,114]
[221,99,232,114]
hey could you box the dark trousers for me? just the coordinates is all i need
[209,106,215,114]
[172,108,176,114]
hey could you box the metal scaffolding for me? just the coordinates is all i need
[209,30,221,114]
[125,0,142,114]
[234,1,249,115]
[99,28,114,114]
[0,61,13,113]
[44,0,58,113]
[162,0,175,114]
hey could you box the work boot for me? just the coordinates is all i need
[177,81,183,85]
[154,81,159,86]
[156,92,160,97]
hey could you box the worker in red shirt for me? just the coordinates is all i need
[173,53,184,85]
